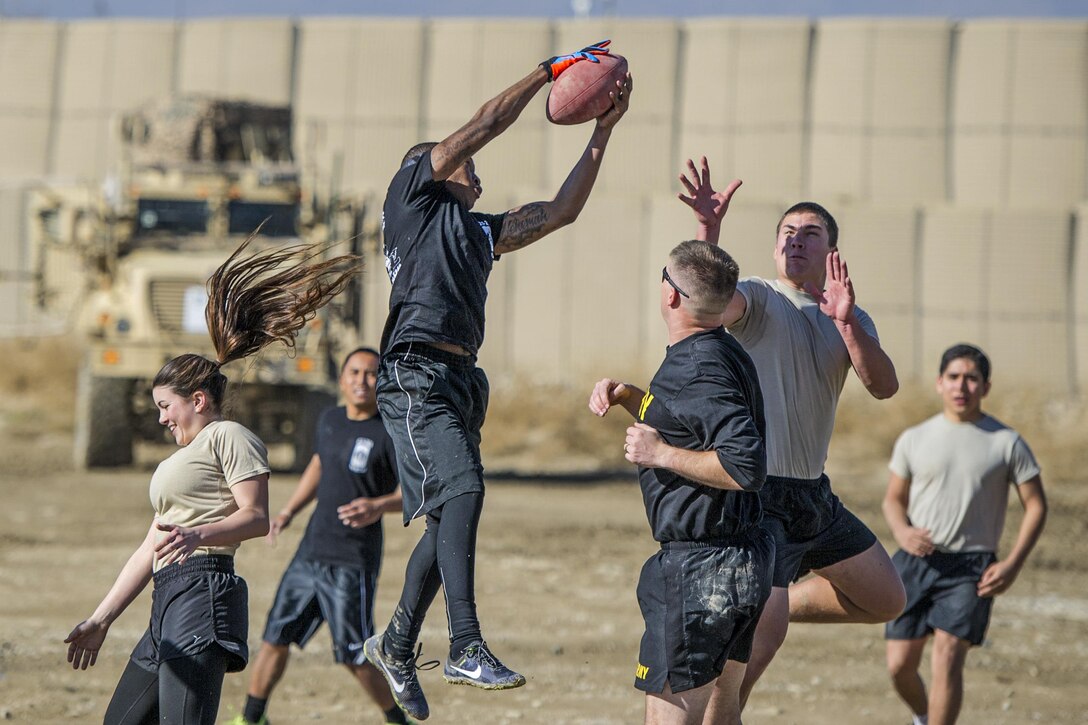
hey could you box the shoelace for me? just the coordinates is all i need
[468,641,501,669]
[406,642,440,673]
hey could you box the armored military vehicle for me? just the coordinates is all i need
[30,96,366,469]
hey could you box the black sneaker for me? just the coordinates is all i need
[364,634,438,720]
[443,640,526,690]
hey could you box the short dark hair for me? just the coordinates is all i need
[340,346,379,374]
[401,142,437,169]
[777,201,839,248]
[668,240,740,315]
[939,343,991,383]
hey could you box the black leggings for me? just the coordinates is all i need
[384,491,484,660]
[104,647,230,725]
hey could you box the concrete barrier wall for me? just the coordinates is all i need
[809,19,951,206]
[952,20,1088,207]
[296,18,425,198]
[678,19,810,206]
[53,20,177,179]
[0,16,1084,390]
[0,21,61,178]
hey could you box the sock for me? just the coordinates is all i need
[243,695,268,724]
[912,715,928,725]
[384,705,409,724]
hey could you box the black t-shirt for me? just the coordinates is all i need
[637,327,767,543]
[380,149,507,355]
[297,408,399,569]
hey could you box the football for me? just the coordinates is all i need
[546,53,629,125]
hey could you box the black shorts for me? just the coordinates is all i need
[885,550,997,646]
[634,530,775,694]
[130,555,248,674]
[759,474,877,588]
[262,555,379,665]
[377,343,490,524]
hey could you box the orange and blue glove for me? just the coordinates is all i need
[541,39,612,81]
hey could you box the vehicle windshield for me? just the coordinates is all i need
[135,199,209,236]
[228,201,299,237]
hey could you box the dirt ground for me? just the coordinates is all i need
[1,339,1087,724]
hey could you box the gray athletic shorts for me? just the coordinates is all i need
[885,549,997,646]
[760,474,878,588]
[377,343,489,524]
[634,530,775,694]
[262,555,379,665]
[131,555,248,674]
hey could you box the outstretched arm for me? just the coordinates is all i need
[494,72,632,254]
[677,156,742,246]
[978,477,1047,598]
[676,156,747,326]
[805,251,899,399]
[430,40,614,183]
[65,520,157,670]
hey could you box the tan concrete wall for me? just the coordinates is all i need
[678,18,810,206]
[53,20,177,179]
[0,21,61,178]
[0,16,1083,390]
[809,19,951,206]
[952,20,1088,207]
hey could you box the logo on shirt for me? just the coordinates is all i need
[385,245,401,283]
[477,219,496,256]
[638,390,654,421]
[349,437,374,474]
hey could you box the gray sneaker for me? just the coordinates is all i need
[443,640,526,690]
[364,634,437,720]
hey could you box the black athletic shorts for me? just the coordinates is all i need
[634,529,775,694]
[885,549,997,646]
[130,555,248,674]
[377,343,489,524]
[759,474,877,588]
[262,554,379,665]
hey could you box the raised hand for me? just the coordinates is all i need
[803,250,855,323]
[541,39,611,81]
[678,156,742,231]
[596,72,633,130]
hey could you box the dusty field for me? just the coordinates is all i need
[1,339,1087,723]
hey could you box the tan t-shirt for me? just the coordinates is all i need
[728,277,878,480]
[889,413,1040,553]
[149,419,270,571]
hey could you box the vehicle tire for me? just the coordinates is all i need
[292,389,335,471]
[73,366,134,469]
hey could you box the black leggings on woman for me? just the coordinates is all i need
[103,646,230,725]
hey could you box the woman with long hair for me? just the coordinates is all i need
[64,237,359,725]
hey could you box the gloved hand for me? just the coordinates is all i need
[541,39,612,81]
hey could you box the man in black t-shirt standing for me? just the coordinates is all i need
[365,41,631,721]
[589,241,774,725]
[230,348,409,725]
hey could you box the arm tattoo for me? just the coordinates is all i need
[495,203,549,254]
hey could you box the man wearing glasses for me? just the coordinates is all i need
[677,158,906,718]
[589,240,774,725]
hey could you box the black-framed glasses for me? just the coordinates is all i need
[661,266,689,298]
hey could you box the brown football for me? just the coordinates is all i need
[546,53,628,125]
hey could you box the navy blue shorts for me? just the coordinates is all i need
[759,474,877,588]
[377,343,489,524]
[131,555,248,674]
[885,550,997,646]
[262,555,379,665]
[634,530,775,694]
